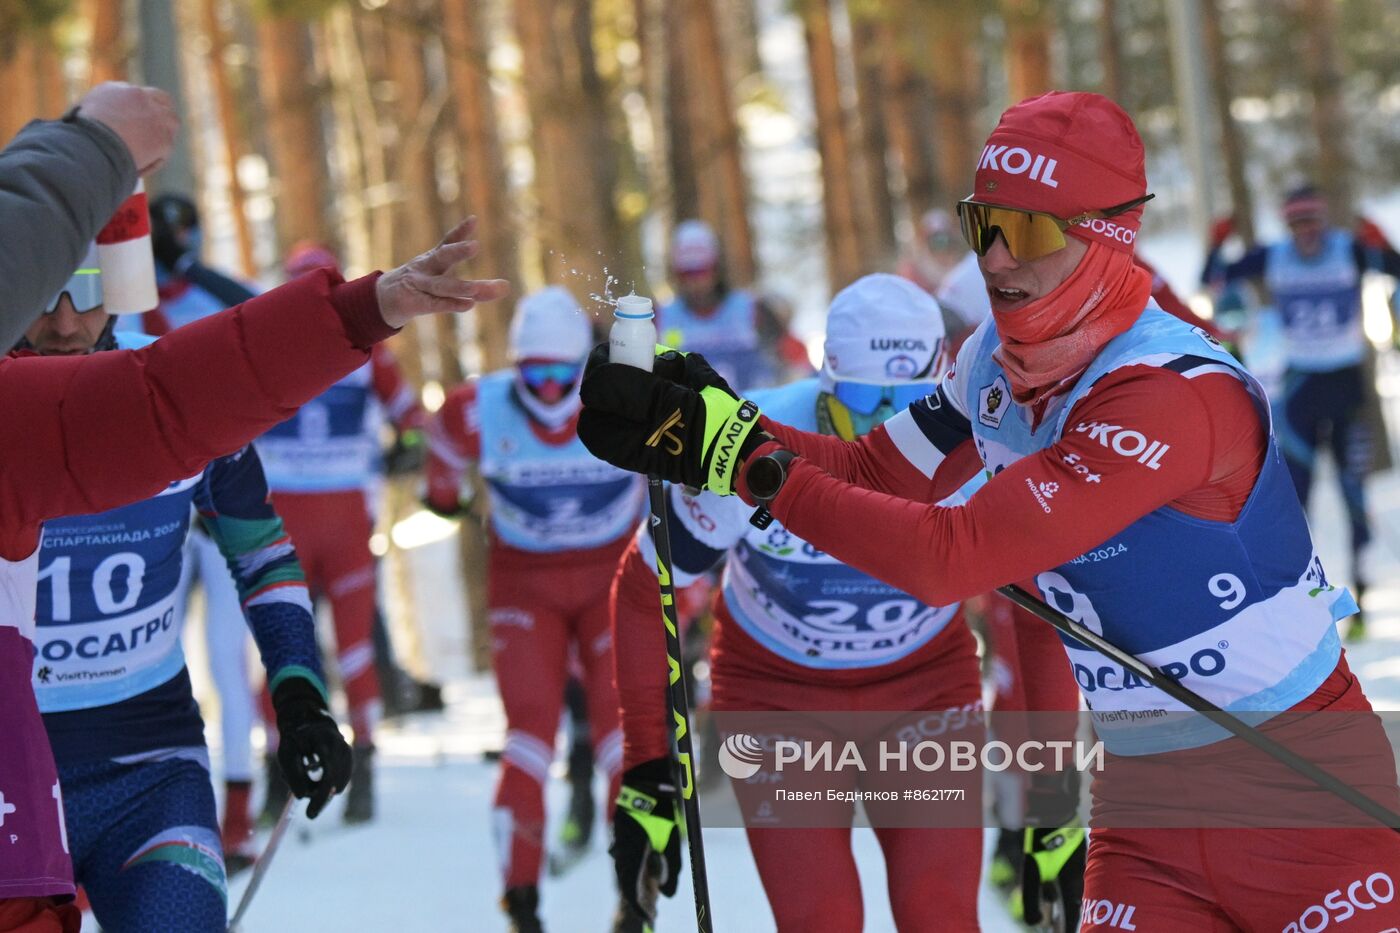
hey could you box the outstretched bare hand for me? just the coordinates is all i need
[375,218,511,329]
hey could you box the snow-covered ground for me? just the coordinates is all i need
[215,703,1025,932]
[155,513,1040,931]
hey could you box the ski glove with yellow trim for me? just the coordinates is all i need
[579,344,768,495]
[1022,819,1086,929]
[611,759,682,925]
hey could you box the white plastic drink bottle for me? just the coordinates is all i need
[610,294,656,371]
[96,179,159,314]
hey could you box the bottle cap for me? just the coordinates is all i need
[614,294,654,320]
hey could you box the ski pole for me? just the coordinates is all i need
[227,795,296,932]
[997,583,1400,832]
[649,476,715,932]
[609,294,713,930]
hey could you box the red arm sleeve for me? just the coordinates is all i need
[611,537,673,770]
[424,382,482,513]
[371,343,426,431]
[763,367,1235,607]
[0,271,389,556]
[760,414,981,504]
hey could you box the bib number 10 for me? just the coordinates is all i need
[37,552,148,621]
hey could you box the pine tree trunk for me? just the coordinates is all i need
[573,1,635,298]
[719,0,762,85]
[35,37,66,118]
[201,0,256,276]
[663,0,700,226]
[0,32,66,144]
[682,0,756,284]
[140,0,196,195]
[442,0,518,372]
[441,0,508,675]
[255,13,330,252]
[386,1,459,389]
[88,0,128,83]
[928,2,982,205]
[315,15,369,269]
[1099,0,1125,103]
[801,0,864,292]
[1003,0,1053,102]
[513,0,617,297]
[384,2,441,274]
[1300,0,1352,220]
[347,7,397,270]
[850,14,898,267]
[880,16,939,223]
[1201,0,1256,248]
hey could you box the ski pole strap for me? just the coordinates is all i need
[617,785,678,853]
[700,392,761,496]
[1024,821,1085,880]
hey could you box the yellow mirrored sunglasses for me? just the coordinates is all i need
[955,194,1155,262]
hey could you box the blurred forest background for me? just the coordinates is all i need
[2,0,1398,379]
[3,0,1399,673]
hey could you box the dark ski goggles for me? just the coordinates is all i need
[44,266,105,314]
[956,194,1155,262]
[830,378,939,416]
[519,360,582,388]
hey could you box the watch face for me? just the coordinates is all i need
[748,454,786,501]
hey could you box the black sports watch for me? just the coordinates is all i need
[745,449,796,529]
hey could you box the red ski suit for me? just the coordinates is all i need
[426,380,628,891]
[0,270,392,915]
[741,350,1400,929]
[263,343,425,743]
[612,532,983,932]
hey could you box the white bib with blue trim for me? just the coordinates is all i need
[961,307,1354,753]
[720,379,961,669]
[477,371,645,553]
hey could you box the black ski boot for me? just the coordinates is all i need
[611,901,651,933]
[502,885,545,933]
[257,752,291,829]
[611,851,661,932]
[343,744,375,824]
[1346,581,1367,642]
[548,739,595,875]
[563,736,596,846]
[547,678,596,873]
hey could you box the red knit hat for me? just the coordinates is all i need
[1282,184,1328,224]
[972,91,1149,254]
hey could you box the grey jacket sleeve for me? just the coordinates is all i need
[0,116,137,347]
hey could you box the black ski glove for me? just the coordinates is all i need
[272,677,354,819]
[1022,820,1086,928]
[611,759,682,924]
[579,345,767,495]
[383,428,426,476]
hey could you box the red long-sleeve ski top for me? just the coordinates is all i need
[749,364,1266,611]
[0,269,392,559]
[371,343,426,433]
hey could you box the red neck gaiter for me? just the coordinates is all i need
[991,241,1152,410]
